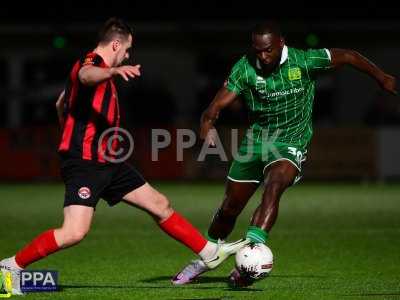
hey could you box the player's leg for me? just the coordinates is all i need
[54,205,94,248]
[207,149,263,242]
[207,179,258,242]
[123,183,220,260]
[246,160,298,244]
[172,155,261,285]
[171,181,257,285]
[0,205,94,295]
[104,163,248,266]
[228,160,298,288]
[123,183,249,283]
[229,142,305,287]
[1,158,106,295]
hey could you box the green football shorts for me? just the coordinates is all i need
[227,138,307,185]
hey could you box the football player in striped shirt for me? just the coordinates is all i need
[0,18,248,295]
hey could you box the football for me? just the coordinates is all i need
[235,243,273,280]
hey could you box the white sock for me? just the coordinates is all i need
[198,241,218,261]
[7,256,23,270]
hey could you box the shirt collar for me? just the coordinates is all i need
[280,45,288,65]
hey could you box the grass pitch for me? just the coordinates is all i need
[1,182,399,300]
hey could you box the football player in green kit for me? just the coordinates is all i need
[172,21,397,286]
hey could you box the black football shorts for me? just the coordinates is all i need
[60,157,146,208]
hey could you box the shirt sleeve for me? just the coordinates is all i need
[304,48,332,74]
[81,53,103,67]
[226,58,246,95]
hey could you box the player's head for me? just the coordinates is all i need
[251,21,284,71]
[97,18,133,67]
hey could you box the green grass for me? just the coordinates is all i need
[1,182,400,300]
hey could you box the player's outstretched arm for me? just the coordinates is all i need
[55,90,65,126]
[200,87,237,146]
[330,48,397,95]
[78,64,141,86]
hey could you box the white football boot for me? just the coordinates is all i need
[172,238,250,285]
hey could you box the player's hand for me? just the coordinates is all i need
[204,127,218,147]
[379,73,397,95]
[112,65,141,81]
[200,121,217,146]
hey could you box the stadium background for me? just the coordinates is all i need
[0,2,399,299]
[0,1,399,182]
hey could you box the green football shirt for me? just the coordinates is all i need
[226,46,332,149]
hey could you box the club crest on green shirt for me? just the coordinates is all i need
[288,67,301,81]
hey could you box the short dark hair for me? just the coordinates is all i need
[98,17,133,45]
[252,21,282,37]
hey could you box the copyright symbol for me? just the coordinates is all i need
[98,127,134,163]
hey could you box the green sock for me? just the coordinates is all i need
[205,232,218,243]
[246,226,268,244]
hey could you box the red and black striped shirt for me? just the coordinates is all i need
[58,52,120,163]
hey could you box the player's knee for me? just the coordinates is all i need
[155,194,172,217]
[62,229,88,247]
[264,179,289,199]
[68,230,87,245]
